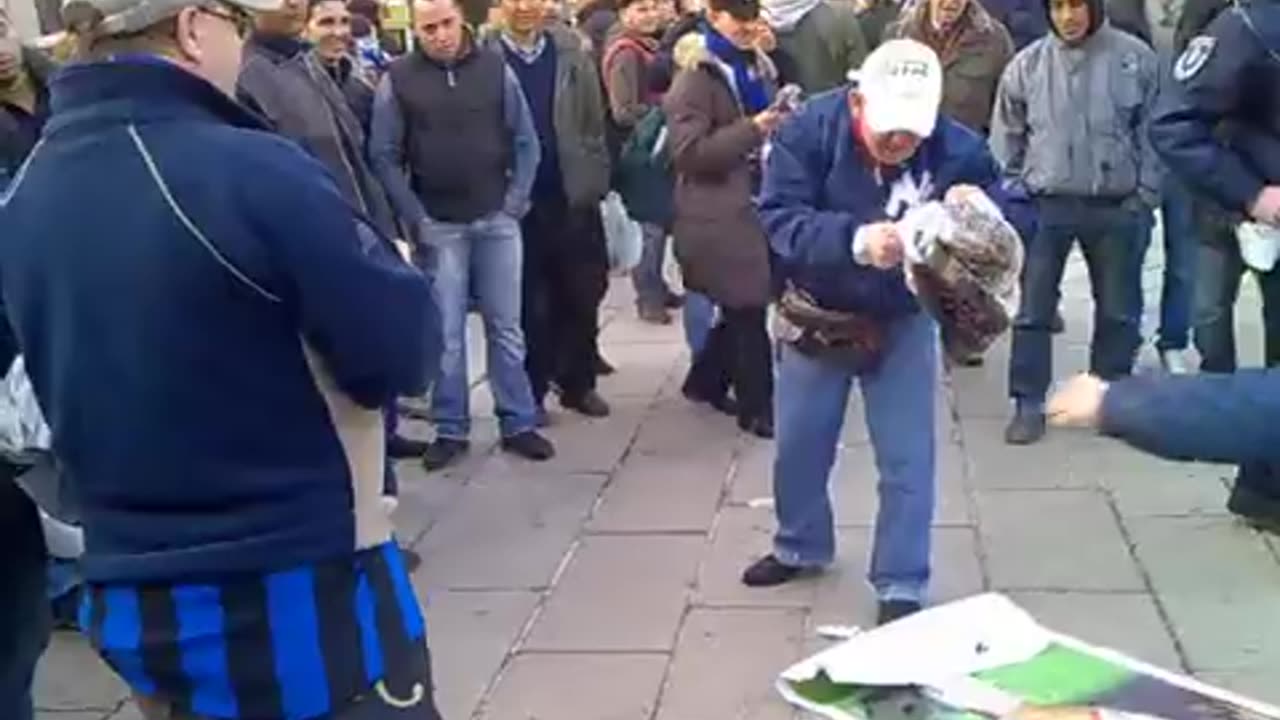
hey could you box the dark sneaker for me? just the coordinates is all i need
[422,438,469,472]
[739,414,774,440]
[954,352,984,367]
[1004,407,1046,445]
[401,546,423,573]
[877,599,922,626]
[562,390,611,418]
[595,354,617,376]
[742,554,808,587]
[1227,482,1280,534]
[387,434,430,459]
[638,304,672,325]
[663,291,685,309]
[501,430,556,461]
[1051,311,1066,335]
[536,405,551,428]
[682,386,738,416]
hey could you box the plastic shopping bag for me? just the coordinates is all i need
[601,191,644,273]
[899,191,1023,361]
[0,356,52,458]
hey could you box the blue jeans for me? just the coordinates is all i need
[1132,177,1197,351]
[772,312,938,603]
[682,291,716,355]
[426,213,539,440]
[631,222,672,308]
[1010,198,1142,403]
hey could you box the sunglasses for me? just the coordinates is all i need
[197,3,253,37]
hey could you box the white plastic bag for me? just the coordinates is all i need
[0,356,52,457]
[601,191,643,273]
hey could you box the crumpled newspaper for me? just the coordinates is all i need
[896,192,1024,360]
[0,356,53,458]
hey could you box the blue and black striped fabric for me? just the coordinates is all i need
[78,542,427,720]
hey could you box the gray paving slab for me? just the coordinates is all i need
[696,506,819,609]
[1159,592,1280,673]
[33,634,128,714]
[390,461,469,543]
[1196,669,1280,707]
[587,450,735,534]
[593,341,684,400]
[420,590,541,720]
[522,535,703,652]
[1006,591,1184,671]
[1127,516,1280,595]
[413,471,605,590]
[477,653,669,720]
[656,608,805,720]
[475,399,649,476]
[628,396,743,461]
[975,489,1145,591]
[1096,459,1232,519]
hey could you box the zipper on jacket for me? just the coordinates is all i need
[447,68,456,87]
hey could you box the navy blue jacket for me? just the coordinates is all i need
[759,87,1022,318]
[1149,0,1280,216]
[0,59,440,583]
[1101,371,1280,462]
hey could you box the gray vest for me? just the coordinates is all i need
[388,48,511,223]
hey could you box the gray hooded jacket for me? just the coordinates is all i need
[989,20,1162,205]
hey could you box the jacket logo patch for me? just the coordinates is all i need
[1174,36,1216,82]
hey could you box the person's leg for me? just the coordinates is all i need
[1079,205,1143,381]
[631,223,671,321]
[470,214,550,452]
[764,344,854,573]
[1128,206,1153,329]
[0,474,51,720]
[1007,203,1074,443]
[682,291,716,356]
[860,311,937,611]
[1255,265,1280,369]
[424,221,473,441]
[1192,240,1244,373]
[724,306,774,436]
[683,315,733,407]
[555,206,610,410]
[1156,176,1197,357]
[519,205,555,408]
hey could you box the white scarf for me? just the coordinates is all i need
[761,0,823,31]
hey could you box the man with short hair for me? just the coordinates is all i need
[991,0,1160,445]
[1,8,53,189]
[306,0,377,127]
[485,0,614,419]
[371,0,556,471]
[0,0,444,715]
[750,39,1015,625]
[760,0,868,94]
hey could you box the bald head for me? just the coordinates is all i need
[413,0,466,61]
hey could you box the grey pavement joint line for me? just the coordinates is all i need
[944,368,995,594]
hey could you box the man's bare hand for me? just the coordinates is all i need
[1250,186,1280,226]
[856,222,905,269]
[752,108,786,135]
[1046,374,1109,428]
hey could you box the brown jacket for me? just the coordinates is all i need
[663,33,776,309]
[887,0,1013,133]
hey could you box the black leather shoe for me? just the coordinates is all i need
[422,438,469,472]
[663,291,685,309]
[741,554,807,587]
[739,414,774,439]
[501,431,556,461]
[400,546,423,573]
[682,386,738,416]
[877,599,922,626]
[1227,481,1280,534]
[562,390,611,418]
[1004,407,1046,445]
[387,434,430,459]
[595,354,616,376]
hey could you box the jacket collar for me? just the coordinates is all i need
[247,32,310,63]
[46,58,268,137]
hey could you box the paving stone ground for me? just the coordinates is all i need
[35,245,1280,719]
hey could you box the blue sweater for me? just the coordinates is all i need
[759,87,1016,318]
[0,59,441,583]
[503,37,565,203]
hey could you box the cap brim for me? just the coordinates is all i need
[226,0,284,13]
[863,96,936,138]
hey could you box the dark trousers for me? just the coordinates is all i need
[1009,198,1142,402]
[520,198,609,403]
[1192,240,1280,373]
[685,306,773,422]
[0,469,51,720]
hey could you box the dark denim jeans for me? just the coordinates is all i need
[1132,176,1197,351]
[1009,198,1143,403]
[1,471,51,720]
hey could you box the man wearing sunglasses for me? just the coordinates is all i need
[0,0,445,716]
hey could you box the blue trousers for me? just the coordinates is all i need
[1131,176,1197,351]
[771,312,938,602]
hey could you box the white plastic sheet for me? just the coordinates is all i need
[601,191,644,273]
[0,356,52,457]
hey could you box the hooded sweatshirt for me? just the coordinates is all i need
[988,0,1162,204]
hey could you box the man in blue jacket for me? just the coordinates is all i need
[746,39,1016,625]
[0,0,444,715]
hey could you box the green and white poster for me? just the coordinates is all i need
[779,595,1280,720]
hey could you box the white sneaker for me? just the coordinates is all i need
[1160,349,1190,374]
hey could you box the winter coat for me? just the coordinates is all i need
[663,33,777,308]
[772,1,870,93]
[887,0,1014,133]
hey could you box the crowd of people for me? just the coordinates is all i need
[1,0,1278,715]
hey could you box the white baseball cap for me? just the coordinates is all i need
[854,39,944,138]
[63,0,280,36]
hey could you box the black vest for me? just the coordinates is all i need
[388,47,511,223]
